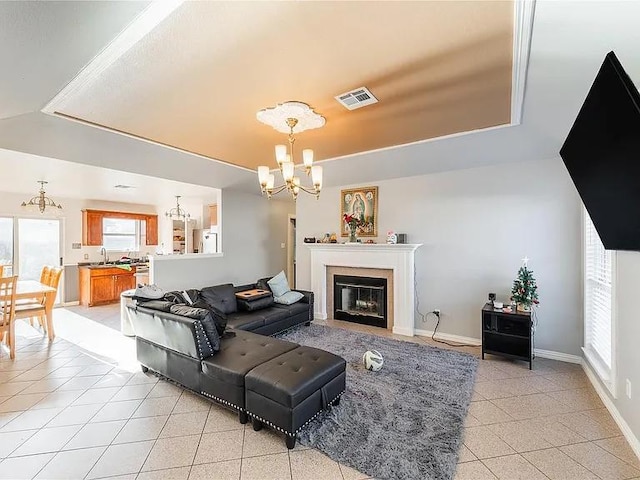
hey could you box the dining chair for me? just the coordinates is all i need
[15,267,62,334]
[40,266,52,286]
[0,276,18,359]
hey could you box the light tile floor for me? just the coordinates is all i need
[0,306,636,480]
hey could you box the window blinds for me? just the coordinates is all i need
[584,209,612,369]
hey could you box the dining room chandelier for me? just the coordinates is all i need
[21,181,63,214]
[256,101,325,200]
[165,195,190,220]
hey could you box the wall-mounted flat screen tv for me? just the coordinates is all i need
[560,51,640,250]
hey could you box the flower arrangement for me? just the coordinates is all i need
[343,213,364,231]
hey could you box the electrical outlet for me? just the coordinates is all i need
[280,242,286,249]
[626,379,632,399]
[83,254,89,260]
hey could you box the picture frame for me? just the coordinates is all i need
[340,186,378,237]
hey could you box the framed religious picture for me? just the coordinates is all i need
[340,186,378,237]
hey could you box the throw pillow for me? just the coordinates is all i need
[274,290,304,305]
[200,284,238,314]
[192,298,228,336]
[256,277,272,292]
[169,304,220,354]
[267,271,291,298]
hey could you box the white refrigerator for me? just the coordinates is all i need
[194,229,218,254]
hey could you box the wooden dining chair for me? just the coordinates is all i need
[40,266,52,286]
[15,267,62,334]
[0,276,18,359]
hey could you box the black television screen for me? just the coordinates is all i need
[560,51,640,251]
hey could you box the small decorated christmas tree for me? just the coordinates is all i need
[511,257,539,312]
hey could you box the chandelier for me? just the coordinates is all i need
[256,101,325,200]
[21,181,63,214]
[165,196,190,220]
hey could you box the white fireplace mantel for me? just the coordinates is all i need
[307,243,422,336]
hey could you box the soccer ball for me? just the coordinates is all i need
[362,350,384,371]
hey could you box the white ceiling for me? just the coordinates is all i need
[0,1,149,120]
[0,147,218,205]
[0,1,639,194]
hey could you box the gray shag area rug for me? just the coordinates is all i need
[277,324,478,480]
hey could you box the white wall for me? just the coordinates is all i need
[587,252,640,451]
[0,190,158,264]
[296,157,583,355]
[152,190,294,291]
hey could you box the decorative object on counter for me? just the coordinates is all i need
[21,180,63,215]
[330,233,337,243]
[256,101,324,200]
[510,256,539,312]
[386,231,407,244]
[303,237,317,243]
[343,213,363,243]
[165,195,190,220]
[341,186,378,237]
[365,239,376,244]
[321,233,331,243]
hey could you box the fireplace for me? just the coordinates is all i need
[333,275,388,328]
[307,243,422,336]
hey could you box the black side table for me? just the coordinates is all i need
[481,304,533,369]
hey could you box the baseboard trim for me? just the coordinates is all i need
[534,349,582,364]
[582,359,640,461]
[392,327,415,337]
[414,329,481,346]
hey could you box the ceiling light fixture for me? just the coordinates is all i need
[21,181,63,214]
[256,101,325,200]
[165,195,190,220]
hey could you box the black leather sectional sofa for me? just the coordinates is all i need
[127,280,346,449]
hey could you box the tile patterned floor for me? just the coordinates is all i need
[0,306,636,480]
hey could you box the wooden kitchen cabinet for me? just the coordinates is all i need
[82,210,104,246]
[79,266,137,306]
[81,210,159,246]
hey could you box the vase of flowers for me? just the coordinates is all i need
[343,213,363,243]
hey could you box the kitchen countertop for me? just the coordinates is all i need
[78,263,149,270]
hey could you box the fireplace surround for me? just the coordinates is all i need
[307,243,422,336]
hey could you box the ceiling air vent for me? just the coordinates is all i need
[335,87,378,110]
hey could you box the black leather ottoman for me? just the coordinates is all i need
[245,346,347,448]
[200,331,299,423]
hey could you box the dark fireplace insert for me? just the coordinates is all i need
[333,274,387,328]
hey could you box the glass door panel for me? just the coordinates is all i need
[0,217,13,275]
[18,218,62,303]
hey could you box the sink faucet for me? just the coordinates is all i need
[99,247,109,264]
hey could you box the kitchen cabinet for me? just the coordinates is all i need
[82,211,103,246]
[79,266,137,306]
[81,210,159,246]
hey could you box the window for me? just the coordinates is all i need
[584,207,615,392]
[102,218,146,252]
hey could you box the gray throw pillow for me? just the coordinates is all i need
[274,290,304,305]
[267,271,291,298]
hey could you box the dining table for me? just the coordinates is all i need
[12,280,57,341]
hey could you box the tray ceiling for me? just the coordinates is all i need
[56,1,514,170]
